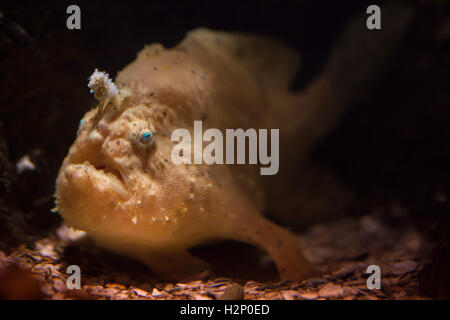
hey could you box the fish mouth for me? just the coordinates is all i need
[93,164,125,184]
[64,160,130,200]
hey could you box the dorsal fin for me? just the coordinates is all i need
[183,28,300,90]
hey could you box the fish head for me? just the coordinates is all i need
[54,81,195,246]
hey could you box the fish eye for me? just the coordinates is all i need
[138,128,155,144]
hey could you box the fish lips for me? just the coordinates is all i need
[63,161,130,201]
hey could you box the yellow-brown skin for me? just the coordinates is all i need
[55,29,323,279]
[55,19,412,280]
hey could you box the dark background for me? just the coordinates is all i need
[0,0,449,284]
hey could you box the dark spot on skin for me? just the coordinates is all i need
[191,70,196,74]
[164,158,168,162]
[153,67,157,71]
[161,133,166,137]
[116,140,121,145]
[150,92,154,97]
[163,112,167,116]
[201,113,208,121]
[133,123,136,126]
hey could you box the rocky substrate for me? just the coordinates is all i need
[0,214,432,300]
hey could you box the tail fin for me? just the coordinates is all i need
[295,2,415,151]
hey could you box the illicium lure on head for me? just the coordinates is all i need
[87,69,120,120]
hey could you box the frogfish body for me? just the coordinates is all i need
[55,10,413,280]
